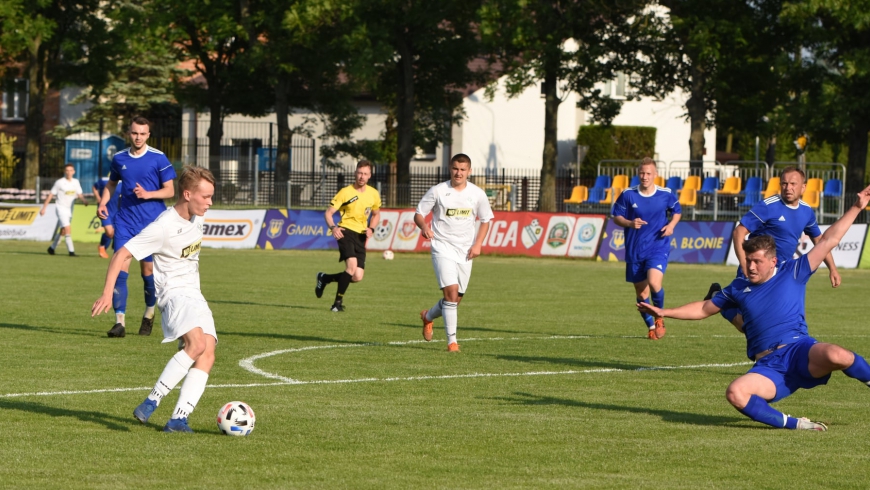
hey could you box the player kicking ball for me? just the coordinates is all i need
[91,166,217,433]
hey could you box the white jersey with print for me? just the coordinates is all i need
[123,207,205,306]
[50,178,83,211]
[416,181,494,263]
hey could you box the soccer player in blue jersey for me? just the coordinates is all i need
[98,117,176,338]
[611,158,681,340]
[706,166,839,332]
[639,184,870,431]
[92,176,121,259]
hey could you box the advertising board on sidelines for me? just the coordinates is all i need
[0,203,58,241]
[202,209,265,249]
[257,209,338,250]
[597,220,734,264]
[725,224,868,269]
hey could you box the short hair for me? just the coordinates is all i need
[743,235,777,259]
[129,116,152,132]
[178,165,215,193]
[451,153,472,167]
[356,160,373,172]
[780,166,806,183]
[638,157,656,170]
[64,163,75,169]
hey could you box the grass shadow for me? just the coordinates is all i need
[0,398,135,431]
[491,392,749,428]
[210,299,307,309]
[218,331,364,345]
[0,322,100,337]
[491,354,650,371]
[383,322,545,336]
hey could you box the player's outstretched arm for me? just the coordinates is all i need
[91,247,133,317]
[414,213,433,239]
[638,299,720,321]
[806,183,870,270]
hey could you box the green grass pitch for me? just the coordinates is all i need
[1,239,870,489]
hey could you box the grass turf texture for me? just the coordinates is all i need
[1,240,870,489]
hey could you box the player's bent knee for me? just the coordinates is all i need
[725,384,750,409]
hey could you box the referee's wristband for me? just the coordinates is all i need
[367,227,374,232]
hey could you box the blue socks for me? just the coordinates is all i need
[739,394,795,429]
[843,353,870,385]
[637,296,654,327]
[650,288,664,308]
[113,271,128,313]
[100,233,112,249]
[142,274,156,307]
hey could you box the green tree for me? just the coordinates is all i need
[0,0,115,187]
[480,0,649,212]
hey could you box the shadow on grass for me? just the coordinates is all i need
[492,354,650,371]
[492,392,747,427]
[218,330,362,345]
[0,322,99,337]
[210,299,308,309]
[384,322,543,336]
[0,399,135,432]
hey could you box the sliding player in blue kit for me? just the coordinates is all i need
[611,158,681,340]
[98,117,176,338]
[639,183,870,431]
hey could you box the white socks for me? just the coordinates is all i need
[115,313,125,326]
[442,301,458,345]
[147,350,195,404]
[144,306,155,319]
[65,235,74,253]
[171,368,209,420]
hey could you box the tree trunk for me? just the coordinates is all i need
[846,121,869,195]
[275,74,292,183]
[207,104,223,180]
[539,70,560,212]
[685,66,707,176]
[394,36,415,205]
[23,38,45,190]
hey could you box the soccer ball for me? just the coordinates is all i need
[382,250,395,260]
[217,401,256,436]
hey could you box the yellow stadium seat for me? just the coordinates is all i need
[612,175,630,189]
[719,176,742,195]
[678,187,697,207]
[806,178,823,195]
[654,176,665,187]
[563,185,588,204]
[600,187,624,204]
[763,177,780,199]
[681,175,701,194]
[802,190,820,208]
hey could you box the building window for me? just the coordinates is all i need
[601,72,631,99]
[2,78,28,121]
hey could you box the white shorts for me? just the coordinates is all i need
[160,294,217,344]
[432,254,473,294]
[56,208,72,228]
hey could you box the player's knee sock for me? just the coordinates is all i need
[651,288,664,309]
[334,272,352,306]
[427,299,443,321]
[147,350,196,404]
[142,274,156,308]
[171,368,209,420]
[324,272,343,284]
[843,353,870,385]
[64,235,75,253]
[50,233,61,250]
[442,301,458,345]
[739,394,797,429]
[637,296,654,328]
[100,233,111,248]
[113,271,129,318]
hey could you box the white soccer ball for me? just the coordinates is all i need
[217,401,256,436]
[382,250,395,260]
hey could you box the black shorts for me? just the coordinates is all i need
[337,229,367,269]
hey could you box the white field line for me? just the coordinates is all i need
[1,335,754,399]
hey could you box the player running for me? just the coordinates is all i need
[41,163,88,256]
[611,158,681,340]
[98,117,176,338]
[414,153,493,352]
[92,166,216,433]
[639,183,870,431]
[314,160,381,312]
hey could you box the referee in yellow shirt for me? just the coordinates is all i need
[315,160,382,311]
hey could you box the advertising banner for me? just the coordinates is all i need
[0,203,58,241]
[861,230,870,269]
[390,211,424,252]
[727,224,868,269]
[202,209,266,249]
[72,204,103,243]
[598,220,734,264]
[257,209,338,250]
[567,216,607,258]
[368,211,401,250]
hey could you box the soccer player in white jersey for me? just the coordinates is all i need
[414,154,494,352]
[40,163,88,256]
[91,166,216,433]
[639,183,870,431]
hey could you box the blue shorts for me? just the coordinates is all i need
[625,254,669,283]
[748,336,830,403]
[114,231,153,263]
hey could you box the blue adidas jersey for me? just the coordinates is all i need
[612,186,681,263]
[738,195,821,264]
[93,177,121,212]
[109,146,176,234]
[712,255,815,359]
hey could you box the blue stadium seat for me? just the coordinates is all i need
[665,176,682,192]
[629,175,640,187]
[738,176,763,207]
[585,186,606,203]
[594,175,612,189]
[698,176,720,195]
[823,179,843,197]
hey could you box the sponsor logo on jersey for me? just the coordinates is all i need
[0,206,39,225]
[267,219,284,239]
[547,222,569,248]
[743,287,752,293]
[609,229,625,251]
[65,190,76,195]
[446,208,472,218]
[342,196,359,207]
[181,239,202,258]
